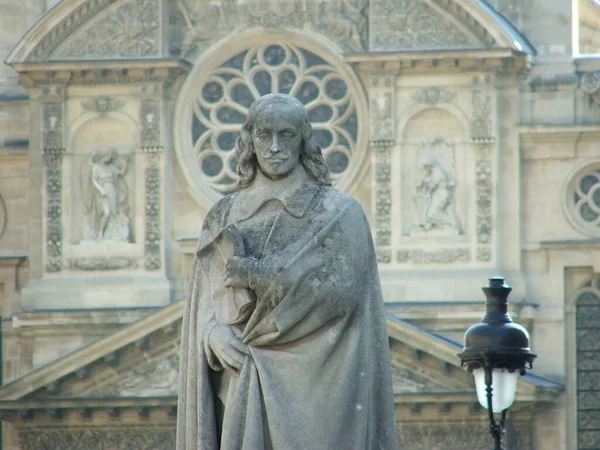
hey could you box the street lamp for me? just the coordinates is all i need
[457,277,536,450]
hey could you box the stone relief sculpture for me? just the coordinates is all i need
[177,94,398,449]
[176,0,367,54]
[82,148,132,242]
[412,141,462,234]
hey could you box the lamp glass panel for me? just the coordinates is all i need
[473,368,518,413]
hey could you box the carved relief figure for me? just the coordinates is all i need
[413,151,462,234]
[83,148,132,242]
[177,94,398,449]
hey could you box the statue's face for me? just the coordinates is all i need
[252,101,303,180]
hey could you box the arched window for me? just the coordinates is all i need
[575,274,600,448]
[174,38,366,201]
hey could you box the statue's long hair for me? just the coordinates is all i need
[235,94,332,188]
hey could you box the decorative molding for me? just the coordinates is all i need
[475,155,492,245]
[86,355,179,397]
[563,161,600,237]
[43,148,65,273]
[370,91,394,142]
[370,0,485,51]
[471,88,493,141]
[68,257,139,271]
[397,248,470,264]
[81,96,125,115]
[579,71,600,104]
[177,0,368,55]
[26,0,117,61]
[374,144,392,263]
[411,87,456,106]
[19,428,175,450]
[0,194,7,241]
[14,62,190,90]
[391,364,446,392]
[476,247,491,262]
[43,102,63,151]
[471,86,494,261]
[140,99,161,150]
[396,422,531,449]
[53,0,160,60]
[144,149,161,271]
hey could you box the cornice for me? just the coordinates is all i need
[10,59,191,89]
[344,48,531,75]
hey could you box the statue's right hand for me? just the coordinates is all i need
[208,324,249,373]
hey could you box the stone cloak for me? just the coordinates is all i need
[177,183,398,449]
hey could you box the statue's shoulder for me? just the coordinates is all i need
[319,186,366,217]
[201,193,237,236]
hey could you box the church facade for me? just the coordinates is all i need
[0,0,597,448]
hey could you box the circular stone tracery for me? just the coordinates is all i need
[180,42,362,196]
[564,162,600,236]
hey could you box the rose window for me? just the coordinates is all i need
[178,42,363,197]
[564,162,600,236]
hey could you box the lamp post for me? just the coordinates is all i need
[457,277,536,450]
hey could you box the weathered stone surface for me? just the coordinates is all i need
[177,94,398,449]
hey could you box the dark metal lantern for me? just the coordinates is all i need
[458,277,537,450]
[458,277,536,374]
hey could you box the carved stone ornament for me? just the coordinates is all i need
[176,0,368,55]
[81,148,132,242]
[397,248,470,264]
[411,87,457,106]
[27,0,116,61]
[140,99,161,149]
[81,96,125,115]
[370,92,394,142]
[44,149,65,273]
[391,364,445,392]
[374,145,392,262]
[144,150,161,270]
[19,428,175,450]
[68,257,139,271]
[411,138,463,235]
[53,0,160,60]
[43,103,63,151]
[580,71,600,104]
[471,88,493,141]
[370,0,482,51]
[87,355,179,397]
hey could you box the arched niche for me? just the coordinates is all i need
[397,107,471,240]
[67,114,139,247]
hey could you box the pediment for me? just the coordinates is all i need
[0,301,561,417]
[6,0,533,66]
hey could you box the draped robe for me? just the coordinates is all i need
[177,170,398,449]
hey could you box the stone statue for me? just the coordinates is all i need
[177,94,398,449]
[83,148,131,242]
[413,152,462,234]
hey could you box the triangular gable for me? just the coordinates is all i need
[0,299,561,409]
[0,300,184,402]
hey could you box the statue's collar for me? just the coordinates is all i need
[234,167,320,221]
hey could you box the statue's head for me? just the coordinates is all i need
[235,94,332,188]
[93,147,117,164]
